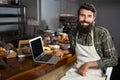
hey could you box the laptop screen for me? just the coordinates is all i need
[30,37,43,58]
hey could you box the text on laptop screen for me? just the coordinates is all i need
[31,38,43,58]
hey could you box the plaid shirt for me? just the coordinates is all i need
[68,26,118,72]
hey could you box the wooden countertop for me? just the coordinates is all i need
[0,54,76,80]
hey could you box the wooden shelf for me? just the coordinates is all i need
[0,22,23,25]
[0,4,26,42]
[0,14,23,17]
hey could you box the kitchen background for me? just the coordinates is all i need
[0,0,120,57]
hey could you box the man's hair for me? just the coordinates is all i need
[77,3,96,16]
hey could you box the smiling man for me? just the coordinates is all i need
[56,3,118,80]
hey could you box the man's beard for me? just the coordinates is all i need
[77,21,93,34]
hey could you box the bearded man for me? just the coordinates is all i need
[56,3,118,80]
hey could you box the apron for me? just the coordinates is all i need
[60,30,105,80]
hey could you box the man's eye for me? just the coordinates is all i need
[88,15,92,18]
[80,14,84,17]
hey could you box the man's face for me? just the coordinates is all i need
[79,9,95,27]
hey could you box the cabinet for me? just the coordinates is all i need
[0,4,27,42]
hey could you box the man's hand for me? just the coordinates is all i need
[55,50,69,58]
[55,50,64,58]
[78,61,99,76]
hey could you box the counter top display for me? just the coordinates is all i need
[0,54,76,80]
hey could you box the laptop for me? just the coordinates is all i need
[29,36,60,64]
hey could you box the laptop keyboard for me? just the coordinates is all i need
[38,54,53,61]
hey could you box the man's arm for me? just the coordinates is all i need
[95,27,118,73]
[78,61,99,76]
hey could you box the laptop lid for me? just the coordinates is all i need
[29,36,44,59]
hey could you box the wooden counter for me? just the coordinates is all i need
[0,54,76,80]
